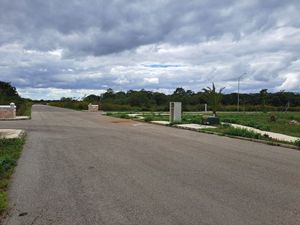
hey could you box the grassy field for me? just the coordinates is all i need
[107,111,300,137]
[217,112,300,138]
[0,138,25,215]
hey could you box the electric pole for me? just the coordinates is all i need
[237,73,246,112]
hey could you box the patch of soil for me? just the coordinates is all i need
[111,120,134,124]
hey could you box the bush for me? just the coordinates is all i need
[119,114,130,119]
[144,116,153,122]
[269,114,277,122]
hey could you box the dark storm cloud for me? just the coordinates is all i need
[1,0,297,56]
[0,0,300,99]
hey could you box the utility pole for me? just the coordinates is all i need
[237,73,246,112]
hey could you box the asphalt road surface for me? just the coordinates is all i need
[1,105,299,225]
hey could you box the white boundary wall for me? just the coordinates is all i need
[0,103,16,119]
[88,103,99,112]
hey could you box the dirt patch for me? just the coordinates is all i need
[111,120,134,124]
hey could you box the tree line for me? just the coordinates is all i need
[51,87,300,112]
[1,81,299,112]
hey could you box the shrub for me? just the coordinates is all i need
[144,116,153,122]
[269,114,277,122]
[119,114,130,119]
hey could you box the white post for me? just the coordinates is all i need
[10,102,16,118]
[169,102,182,123]
[204,104,207,112]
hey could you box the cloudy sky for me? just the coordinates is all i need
[0,0,300,99]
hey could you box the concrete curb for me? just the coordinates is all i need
[0,129,26,139]
[0,116,30,121]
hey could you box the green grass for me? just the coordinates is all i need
[204,124,300,148]
[143,113,169,122]
[0,138,25,214]
[218,112,300,138]
[205,125,269,140]
[23,102,32,117]
[182,114,203,124]
[295,139,300,148]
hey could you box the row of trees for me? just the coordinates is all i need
[2,80,299,112]
[75,86,299,112]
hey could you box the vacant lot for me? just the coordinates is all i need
[218,112,300,138]
[108,111,300,137]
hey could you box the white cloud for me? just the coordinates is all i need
[0,0,299,99]
[18,88,106,100]
[278,73,300,91]
[143,77,159,84]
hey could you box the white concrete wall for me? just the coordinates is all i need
[88,104,99,112]
[0,103,16,119]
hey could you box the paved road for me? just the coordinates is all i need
[1,105,299,225]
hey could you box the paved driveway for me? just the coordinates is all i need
[1,105,299,225]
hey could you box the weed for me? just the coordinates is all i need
[222,118,238,124]
[0,192,7,213]
[295,139,300,148]
[269,114,277,122]
[222,123,231,128]
[182,114,203,124]
[144,116,153,122]
[119,114,130,119]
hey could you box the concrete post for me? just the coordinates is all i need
[10,103,16,118]
[169,102,182,123]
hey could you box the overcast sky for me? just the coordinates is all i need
[0,0,300,99]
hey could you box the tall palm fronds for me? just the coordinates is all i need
[202,83,225,116]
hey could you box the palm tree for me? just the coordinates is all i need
[202,83,225,117]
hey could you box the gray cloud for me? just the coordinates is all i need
[0,0,299,99]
